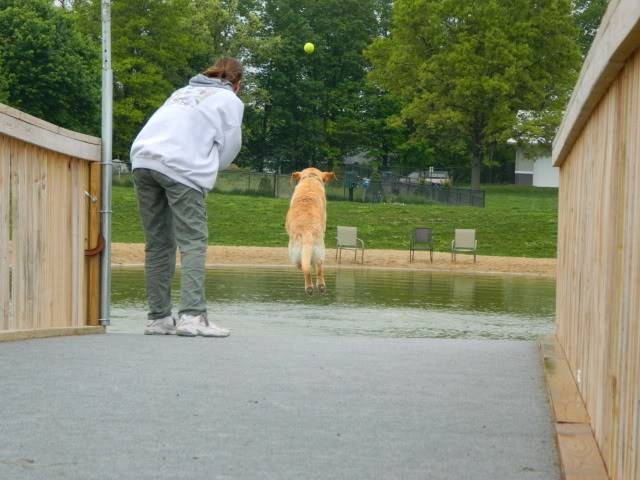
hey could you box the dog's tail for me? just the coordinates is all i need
[300,232,314,274]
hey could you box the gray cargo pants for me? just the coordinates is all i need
[133,168,208,319]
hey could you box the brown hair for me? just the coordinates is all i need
[203,57,243,85]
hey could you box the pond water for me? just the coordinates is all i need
[110,267,555,340]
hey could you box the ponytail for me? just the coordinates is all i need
[203,57,243,85]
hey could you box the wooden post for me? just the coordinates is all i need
[86,161,101,326]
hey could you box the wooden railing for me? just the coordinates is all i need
[553,1,640,478]
[0,103,103,340]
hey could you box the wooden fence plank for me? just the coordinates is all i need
[0,136,10,330]
[71,157,79,328]
[12,139,29,330]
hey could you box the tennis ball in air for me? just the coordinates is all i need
[304,42,315,54]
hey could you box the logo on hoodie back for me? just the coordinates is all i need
[166,87,218,108]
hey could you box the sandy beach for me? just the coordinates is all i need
[112,243,556,277]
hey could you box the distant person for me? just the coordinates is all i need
[130,58,244,338]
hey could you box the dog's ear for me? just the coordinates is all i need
[290,172,302,185]
[322,172,337,183]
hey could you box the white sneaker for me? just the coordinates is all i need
[176,314,230,338]
[144,315,177,335]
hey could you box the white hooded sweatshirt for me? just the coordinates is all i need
[130,75,244,192]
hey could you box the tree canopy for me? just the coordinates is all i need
[0,0,610,184]
[366,0,582,189]
[0,0,99,133]
[573,0,609,56]
[239,0,391,172]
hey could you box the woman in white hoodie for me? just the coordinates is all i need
[130,58,244,338]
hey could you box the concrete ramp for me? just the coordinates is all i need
[0,334,559,479]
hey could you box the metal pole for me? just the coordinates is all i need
[100,0,113,327]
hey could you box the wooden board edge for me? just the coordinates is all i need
[0,102,101,145]
[556,423,610,480]
[0,107,101,162]
[539,336,610,480]
[540,340,590,423]
[0,326,105,343]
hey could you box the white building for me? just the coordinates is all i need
[515,148,559,187]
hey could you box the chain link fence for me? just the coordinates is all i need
[112,164,485,207]
[214,171,485,207]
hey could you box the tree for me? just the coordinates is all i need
[72,0,277,161]
[573,0,609,56]
[0,56,8,104]
[367,0,582,189]
[72,0,215,158]
[246,0,386,172]
[191,0,282,168]
[0,0,100,133]
[360,1,410,172]
[65,0,395,171]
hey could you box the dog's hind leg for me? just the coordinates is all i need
[301,234,314,295]
[316,262,326,294]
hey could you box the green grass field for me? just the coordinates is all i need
[112,184,558,258]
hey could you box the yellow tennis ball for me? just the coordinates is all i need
[304,42,315,54]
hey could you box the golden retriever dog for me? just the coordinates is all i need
[286,167,336,294]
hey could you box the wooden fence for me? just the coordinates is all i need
[553,1,640,478]
[0,103,103,340]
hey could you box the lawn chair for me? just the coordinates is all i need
[335,226,365,264]
[409,227,433,263]
[451,229,477,262]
